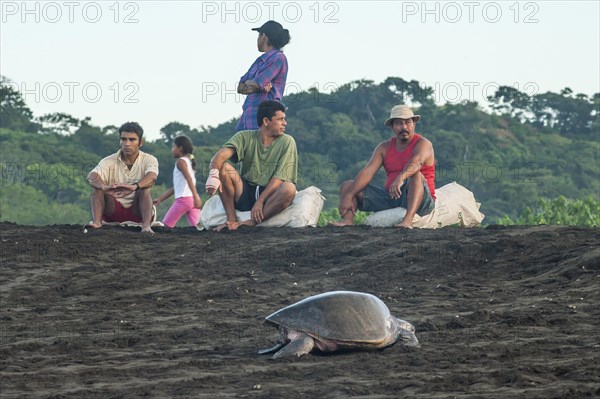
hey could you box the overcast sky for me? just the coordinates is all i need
[1,0,598,140]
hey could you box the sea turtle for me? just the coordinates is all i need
[258,291,420,359]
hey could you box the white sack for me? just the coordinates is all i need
[364,182,484,228]
[198,186,325,230]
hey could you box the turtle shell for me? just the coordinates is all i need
[265,291,392,343]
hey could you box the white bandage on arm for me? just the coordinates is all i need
[205,168,221,191]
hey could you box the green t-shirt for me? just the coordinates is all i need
[223,130,298,187]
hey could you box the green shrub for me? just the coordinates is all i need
[498,196,599,227]
[318,207,371,226]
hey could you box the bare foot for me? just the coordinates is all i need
[239,219,257,228]
[141,226,156,235]
[84,221,102,230]
[394,219,413,229]
[213,221,240,232]
[213,223,230,232]
[329,220,354,227]
[214,220,256,232]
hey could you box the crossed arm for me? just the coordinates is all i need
[237,80,273,95]
[88,171,158,197]
[237,58,282,95]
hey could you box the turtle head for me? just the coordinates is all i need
[393,318,420,348]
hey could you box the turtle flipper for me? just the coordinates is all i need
[272,333,314,359]
[257,342,286,355]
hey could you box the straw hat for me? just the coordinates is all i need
[384,105,421,126]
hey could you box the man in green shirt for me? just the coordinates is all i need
[205,101,298,231]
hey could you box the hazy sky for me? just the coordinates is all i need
[1,0,599,140]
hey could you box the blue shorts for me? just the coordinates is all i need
[359,180,435,216]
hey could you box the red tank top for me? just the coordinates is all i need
[383,134,436,199]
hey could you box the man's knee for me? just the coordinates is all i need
[340,179,354,192]
[94,192,116,216]
[91,189,111,207]
[90,187,104,198]
[407,172,425,186]
[132,190,152,218]
[219,162,233,173]
[220,163,241,184]
[278,182,296,205]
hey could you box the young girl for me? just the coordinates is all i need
[153,135,202,227]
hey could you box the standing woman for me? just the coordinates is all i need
[236,20,290,131]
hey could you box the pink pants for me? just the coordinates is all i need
[162,196,201,228]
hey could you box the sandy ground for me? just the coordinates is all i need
[0,223,599,398]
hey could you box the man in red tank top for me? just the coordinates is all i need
[331,105,436,229]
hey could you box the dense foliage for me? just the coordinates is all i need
[1,75,598,226]
[498,196,599,227]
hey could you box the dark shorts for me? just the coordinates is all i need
[103,196,142,223]
[235,178,266,212]
[359,179,435,216]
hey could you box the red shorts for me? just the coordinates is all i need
[103,197,142,223]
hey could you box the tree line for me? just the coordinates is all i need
[1,75,598,226]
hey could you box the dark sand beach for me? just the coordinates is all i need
[1,223,598,398]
